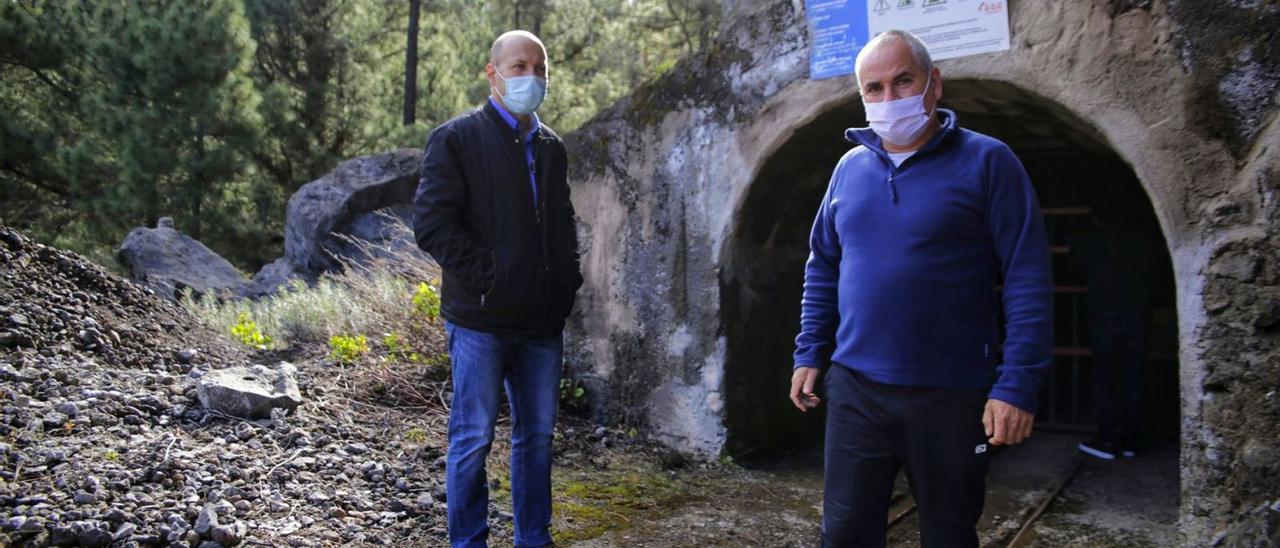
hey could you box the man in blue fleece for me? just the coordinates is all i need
[790,30,1053,547]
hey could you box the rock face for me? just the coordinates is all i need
[196,363,303,419]
[560,1,1280,545]
[284,149,429,275]
[117,218,249,299]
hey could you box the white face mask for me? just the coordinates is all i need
[863,73,936,146]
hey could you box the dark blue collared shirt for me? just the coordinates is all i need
[488,96,540,205]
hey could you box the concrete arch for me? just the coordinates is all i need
[719,75,1184,455]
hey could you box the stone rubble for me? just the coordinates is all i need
[0,226,453,546]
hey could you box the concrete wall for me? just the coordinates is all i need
[561,0,1279,543]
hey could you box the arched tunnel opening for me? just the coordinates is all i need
[721,80,1180,468]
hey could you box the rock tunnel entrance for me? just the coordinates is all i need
[721,80,1180,461]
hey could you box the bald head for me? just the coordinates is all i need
[490,30,546,66]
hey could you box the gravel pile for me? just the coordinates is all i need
[0,227,457,546]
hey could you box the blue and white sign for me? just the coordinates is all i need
[807,0,1012,80]
[807,0,869,80]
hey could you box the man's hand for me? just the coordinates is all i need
[983,399,1034,445]
[790,367,823,412]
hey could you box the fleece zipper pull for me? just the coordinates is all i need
[887,171,899,204]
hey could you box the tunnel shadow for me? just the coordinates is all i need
[721,80,1180,466]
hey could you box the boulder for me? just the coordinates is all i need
[117,218,248,300]
[284,149,431,274]
[332,206,429,269]
[243,258,314,299]
[195,363,302,419]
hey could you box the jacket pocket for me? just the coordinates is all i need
[479,249,498,306]
[479,244,531,321]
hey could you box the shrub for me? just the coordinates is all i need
[559,377,589,414]
[230,312,272,350]
[178,224,443,350]
[412,282,441,321]
[329,334,369,365]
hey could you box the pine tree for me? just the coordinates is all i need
[83,0,262,241]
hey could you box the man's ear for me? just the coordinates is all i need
[484,63,498,92]
[931,67,943,101]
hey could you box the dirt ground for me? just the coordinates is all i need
[542,432,1179,547]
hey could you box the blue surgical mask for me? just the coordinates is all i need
[494,68,547,115]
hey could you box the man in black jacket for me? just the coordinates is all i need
[412,30,582,548]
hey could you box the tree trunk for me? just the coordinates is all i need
[191,122,207,239]
[531,0,544,37]
[403,0,421,126]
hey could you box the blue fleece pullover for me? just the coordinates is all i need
[793,109,1053,412]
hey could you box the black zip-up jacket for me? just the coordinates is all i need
[412,101,583,336]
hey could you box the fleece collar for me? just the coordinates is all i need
[845,108,960,160]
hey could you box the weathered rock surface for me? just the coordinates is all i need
[196,364,303,419]
[284,149,430,275]
[117,217,249,299]
[243,258,313,299]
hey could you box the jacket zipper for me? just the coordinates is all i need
[504,128,553,324]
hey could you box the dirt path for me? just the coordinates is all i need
[550,432,1178,547]
[1017,440,1179,547]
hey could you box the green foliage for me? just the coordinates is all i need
[403,427,428,445]
[559,377,589,414]
[182,278,374,346]
[425,353,451,368]
[180,225,446,352]
[411,282,442,321]
[0,0,266,263]
[328,334,369,365]
[1,0,719,267]
[552,468,688,543]
[383,331,427,363]
[383,332,406,354]
[536,0,720,131]
[230,312,273,350]
[103,449,120,462]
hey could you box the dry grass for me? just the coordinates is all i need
[180,222,451,411]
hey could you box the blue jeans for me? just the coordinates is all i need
[445,322,562,548]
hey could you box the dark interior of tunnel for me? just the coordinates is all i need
[721,80,1180,461]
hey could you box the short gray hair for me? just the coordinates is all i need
[854,29,934,86]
